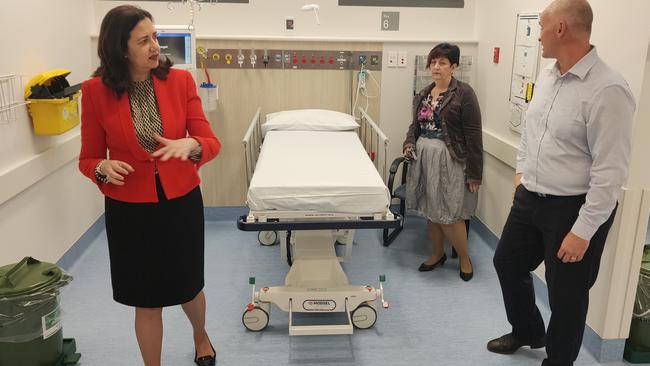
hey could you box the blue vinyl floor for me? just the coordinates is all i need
[58,210,641,365]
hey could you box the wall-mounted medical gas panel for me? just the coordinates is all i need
[197,49,382,70]
[508,13,542,134]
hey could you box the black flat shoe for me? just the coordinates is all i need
[486,333,545,354]
[418,253,447,272]
[459,258,473,282]
[195,340,216,366]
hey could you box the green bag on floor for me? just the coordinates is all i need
[0,257,78,366]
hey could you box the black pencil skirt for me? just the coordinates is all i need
[104,176,205,308]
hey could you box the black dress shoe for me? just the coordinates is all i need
[418,253,447,272]
[195,340,216,366]
[459,269,473,281]
[486,333,545,354]
[459,258,473,282]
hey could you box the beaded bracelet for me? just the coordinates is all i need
[95,160,109,184]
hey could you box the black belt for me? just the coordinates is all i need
[524,187,585,199]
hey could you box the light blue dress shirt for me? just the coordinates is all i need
[516,47,636,240]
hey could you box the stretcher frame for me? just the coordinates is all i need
[239,107,399,336]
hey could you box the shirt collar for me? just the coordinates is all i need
[448,77,459,91]
[551,46,599,79]
[420,77,458,98]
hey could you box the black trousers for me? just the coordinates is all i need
[493,185,616,366]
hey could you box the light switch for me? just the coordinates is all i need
[398,51,407,67]
[285,17,295,31]
[387,51,397,67]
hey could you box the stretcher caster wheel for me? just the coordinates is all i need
[258,231,278,246]
[243,306,269,332]
[351,304,377,329]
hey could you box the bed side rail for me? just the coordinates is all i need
[242,107,263,186]
[357,108,389,182]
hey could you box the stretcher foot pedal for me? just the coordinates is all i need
[288,299,353,336]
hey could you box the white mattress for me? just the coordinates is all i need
[247,131,390,214]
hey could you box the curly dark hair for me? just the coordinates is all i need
[93,5,172,96]
[426,43,460,68]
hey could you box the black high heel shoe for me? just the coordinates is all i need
[459,258,474,282]
[418,253,447,272]
[194,339,216,366]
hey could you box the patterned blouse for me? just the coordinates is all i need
[129,78,164,153]
[95,78,201,183]
[417,92,448,139]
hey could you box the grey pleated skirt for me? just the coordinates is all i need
[405,137,477,224]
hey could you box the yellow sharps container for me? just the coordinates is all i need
[24,69,80,136]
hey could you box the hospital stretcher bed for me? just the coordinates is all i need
[238,108,400,336]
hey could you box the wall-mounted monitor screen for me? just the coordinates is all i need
[156,25,196,69]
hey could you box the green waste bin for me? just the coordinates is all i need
[0,257,79,366]
[625,246,650,363]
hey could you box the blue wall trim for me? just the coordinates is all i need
[204,206,249,221]
[57,214,105,271]
[469,216,498,250]
[57,207,247,271]
[470,217,625,363]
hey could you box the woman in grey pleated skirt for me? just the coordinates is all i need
[402,43,483,281]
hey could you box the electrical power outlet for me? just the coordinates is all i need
[398,51,407,67]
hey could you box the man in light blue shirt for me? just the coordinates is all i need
[487,1,636,365]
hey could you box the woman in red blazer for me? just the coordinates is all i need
[79,5,220,366]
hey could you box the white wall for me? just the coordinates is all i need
[474,0,650,341]
[627,46,650,190]
[0,0,103,265]
[93,0,476,41]
[476,0,650,151]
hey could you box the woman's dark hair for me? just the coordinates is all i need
[426,43,460,68]
[93,5,172,96]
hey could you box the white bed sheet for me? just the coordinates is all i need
[247,131,390,214]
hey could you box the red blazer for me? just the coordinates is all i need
[79,69,221,203]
